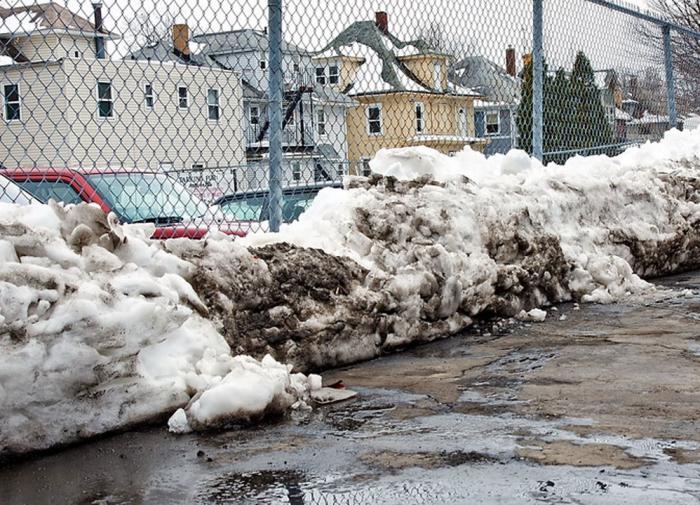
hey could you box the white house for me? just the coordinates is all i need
[0,3,246,179]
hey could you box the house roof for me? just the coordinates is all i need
[0,3,114,38]
[316,20,477,96]
[629,111,670,125]
[449,55,520,104]
[128,39,222,68]
[192,29,311,56]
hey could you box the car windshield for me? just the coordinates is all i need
[86,173,209,223]
[218,191,316,223]
[1,176,38,205]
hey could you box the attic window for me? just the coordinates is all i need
[329,65,339,84]
[3,84,21,121]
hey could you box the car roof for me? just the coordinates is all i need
[1,167,163,177]
[214,183,342,204]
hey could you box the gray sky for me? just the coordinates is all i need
[5,0,665,75]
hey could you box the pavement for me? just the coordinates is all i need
[2,272,700,504]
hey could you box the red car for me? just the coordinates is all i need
[2,168,246,239]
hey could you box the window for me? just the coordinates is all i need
[292,161,301,181]
[178,86,188,109]
[415,102,424,133]
[433,61,443,91]
[361,158,372,177]
[16,180,83,205]
[316,109,326,136]
[207,88,220,121]
[329,65,339,85]
[73,50,80,58]
[293,62,300,72]
[96,81,113,118]
[367,104,382,135]
[315,67,326,85]
[485,111,500,135]
[260,59,267,70]
[192,162,205,170]
[249,105,260,125]
[144,83,154,109]
[3,84,21,121]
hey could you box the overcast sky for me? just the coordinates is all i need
[5,0,665,74]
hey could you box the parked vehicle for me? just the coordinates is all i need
[2,168,246,239]
[214,183,341,225]
[0,176,38,204]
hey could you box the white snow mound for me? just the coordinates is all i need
[0,202,315,456]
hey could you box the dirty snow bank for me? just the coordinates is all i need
[0,203,316,456]
[223,128,700,366]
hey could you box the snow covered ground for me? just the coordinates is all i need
[2,128,700,457]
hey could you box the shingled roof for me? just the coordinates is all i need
[449,56,520,104]
[0,3,114,37]
[316,20,477,97]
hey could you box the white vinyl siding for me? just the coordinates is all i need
[0,58,245,171]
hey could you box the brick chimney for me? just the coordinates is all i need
[375,11,388,34]
[172,24,190,56]
[92,2,105,59]
[506,46,516,77]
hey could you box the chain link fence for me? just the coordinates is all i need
[0,0,697,237]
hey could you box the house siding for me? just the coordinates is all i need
[0,62,71,167]
[346,93,480,167]
[0,58,245,171]
[475,107,515,156]
[64,58,245,170]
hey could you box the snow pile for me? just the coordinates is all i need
[233,128,700,354]
[0,202,315,457]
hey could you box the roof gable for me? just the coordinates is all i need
[0,3,112,37]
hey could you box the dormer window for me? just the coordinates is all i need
[329,65,339,84]
[433,61,443,92]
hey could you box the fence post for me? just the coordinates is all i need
[532,0,544,161]
[268,0,284,232]
[662,24,678,129]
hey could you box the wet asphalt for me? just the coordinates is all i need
[2,272,700,504]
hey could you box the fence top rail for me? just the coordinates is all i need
[585,0,700,39]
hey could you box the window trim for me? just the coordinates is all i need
[144,82,155,110]
[315,66,327,85]
[178,85,189,110]
[96,80,114,120]
[249,105,260,125]
[3,83,21,122]
[415,101,425,133]
[485,110,500,136]
[360,157,372,177]
[316,108,326,137]
[291,161,302,182]
[207,88,220,122]
[366,103,383,136]
[328,65,339,85]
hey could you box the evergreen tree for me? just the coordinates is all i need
[568,51,614,151]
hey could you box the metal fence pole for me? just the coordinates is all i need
[532,0,544,161]
[268,0,284,232]
[662,25,678,129]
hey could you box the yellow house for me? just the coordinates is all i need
[313,11,486,175]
